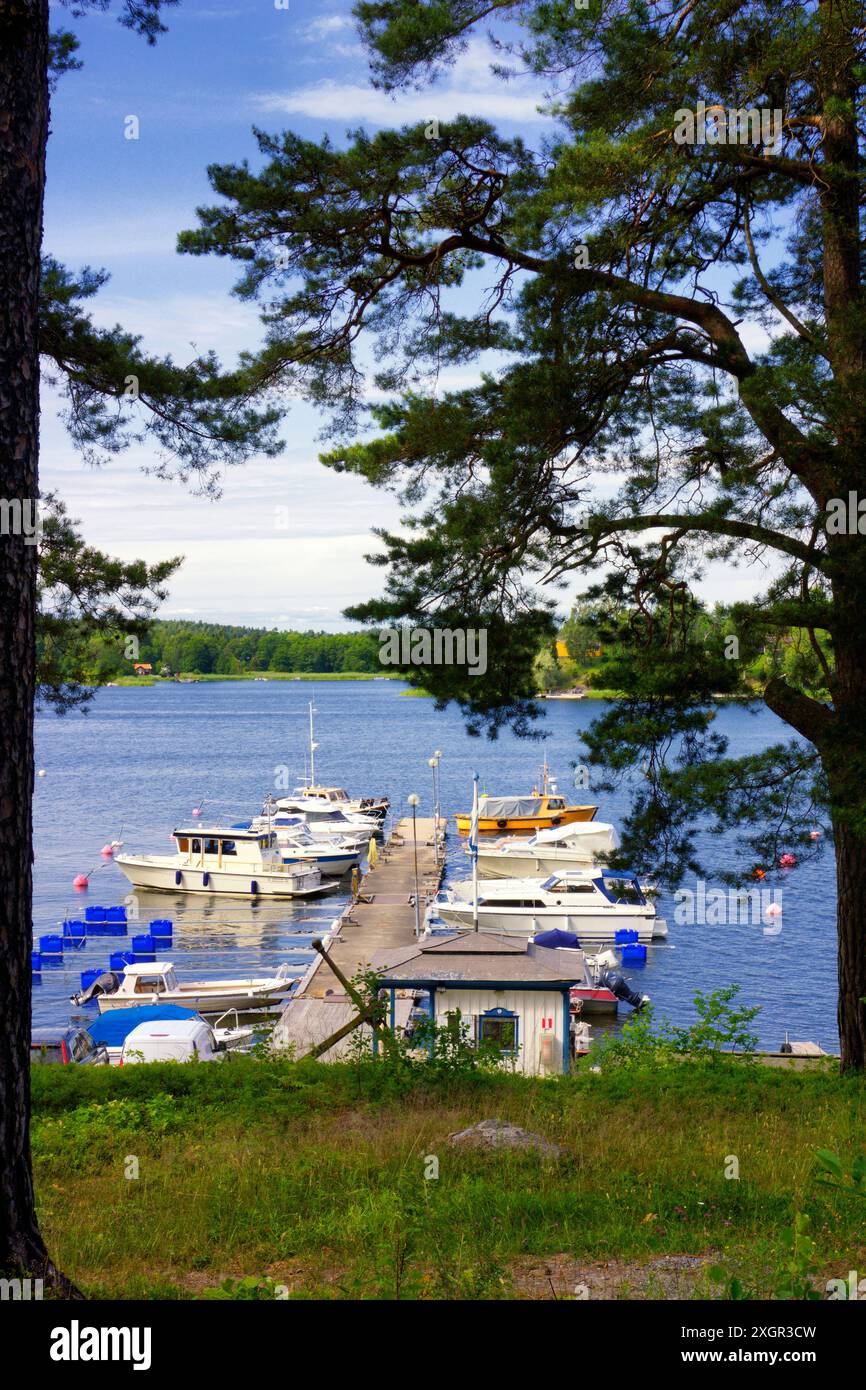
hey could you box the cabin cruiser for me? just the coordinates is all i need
[294,784,389,823]
[426,869,666,943]
[75,960,297,1014]
[230,816,361,876]
[114,826,336,899]
[475,822,620,878]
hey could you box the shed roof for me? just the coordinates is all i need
[372,931,582,986]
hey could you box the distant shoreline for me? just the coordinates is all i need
[104,672,403,686]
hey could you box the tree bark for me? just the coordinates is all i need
[833,816,866,1072]
[0,0,78,1293]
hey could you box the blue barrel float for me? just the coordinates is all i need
[110,951,135,972]
[151,919,173,942]
[31,950,42,973]
[39,934,64,957]
[85,906,107,931]
[621,943,648,965]
[615,928,640,945]
[63,919,86,948]
[106,906,127,936]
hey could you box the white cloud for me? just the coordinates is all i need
[256,37,551,128]
[303,15,353,39]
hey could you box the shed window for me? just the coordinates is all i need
[478,1007,519,1053]
[204,838,219,855]
[176,837,189,852]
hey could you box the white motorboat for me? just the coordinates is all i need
[88,961,298,1014]
[426,869,666,943]
[292,701,389,821]
[475,822,620,878]
[294,784,389,822]
[114,825,336,899]
[258,796,379,837]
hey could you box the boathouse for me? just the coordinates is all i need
[373,932,580,1076]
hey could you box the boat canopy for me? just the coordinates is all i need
[174,825,264,841]
[532,928,582,949]
[87,1004,198,1047]
[478,795,550,818]
[531,821,619,847]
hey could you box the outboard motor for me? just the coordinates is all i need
[70,970,122,1008]
[599,968,649,1012]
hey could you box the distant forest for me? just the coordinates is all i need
[86,621,382,678]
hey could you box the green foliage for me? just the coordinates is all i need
[590,986,760,1068]
[813,1148,866,1201]
[674,986,761,1063]
[36,494,182,711]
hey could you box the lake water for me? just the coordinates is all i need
[33,680,838,1051]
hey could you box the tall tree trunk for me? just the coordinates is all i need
[0,0,77,1293]
[833,817,866,1072]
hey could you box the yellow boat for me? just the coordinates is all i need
[455,763,597,833]
[454,792,598,835]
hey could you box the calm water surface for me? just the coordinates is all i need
[33,680,838,1050]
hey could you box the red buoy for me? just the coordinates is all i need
[73,873,89,889]
[779,852,797,868]
[100,844,114,858]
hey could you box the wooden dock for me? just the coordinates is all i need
[274,815,446,1057]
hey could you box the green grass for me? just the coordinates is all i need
[31,1058,866,1300]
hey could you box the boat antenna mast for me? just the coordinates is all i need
[309,700,319,788]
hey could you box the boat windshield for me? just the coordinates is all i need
[594,875,647,906]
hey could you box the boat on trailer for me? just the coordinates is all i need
[114,826,336,899]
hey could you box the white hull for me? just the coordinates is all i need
[277,844,359,876]
[434,904,663,943]
[115,856,332,899]
[97,984,291,1014]
[478,850,606,878]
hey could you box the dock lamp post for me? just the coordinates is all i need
[407,793,421,937]
[434,748,443,835]
[428,757,440,866]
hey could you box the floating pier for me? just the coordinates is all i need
[274,815,446,1058]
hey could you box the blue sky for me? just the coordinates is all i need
[43,0,775,628]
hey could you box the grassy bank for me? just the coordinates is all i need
[32,1057,866,1300]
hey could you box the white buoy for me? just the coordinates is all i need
[38,769,46,778]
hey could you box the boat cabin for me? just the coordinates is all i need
[538,870,648,906]
[295,784,352,805]
[116,962,179,996]
[172,826,278,867]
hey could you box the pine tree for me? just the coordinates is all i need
[180,0,866,1067]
